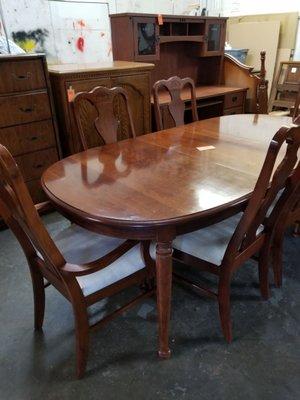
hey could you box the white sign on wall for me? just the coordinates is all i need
[48,0,112,64]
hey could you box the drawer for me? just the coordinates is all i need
[26,179,48,204]
[223,106,244,116]
[224,91,245,109]
[65,78,111,98]
[0,60,46,94]
[0,120,56,156]
[15,147,58,181]
[0,92,51,128]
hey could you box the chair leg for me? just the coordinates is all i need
[218,275,232,343]
[73,301,90,379]
[258,243,270,300]
[293,221,300,237]
[30,268,45,331]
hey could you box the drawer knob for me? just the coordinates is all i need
[232,96,238,102]
[19,106,34,113]
[30,136,38,141]
[12,72,32,81]
[34,163,43,169]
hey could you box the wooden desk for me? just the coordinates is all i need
[42,114,292,358]
[151,85,248,129]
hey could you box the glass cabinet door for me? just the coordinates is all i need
[133,17,160,61]
[202,20,225,56]
[207,23,221,51]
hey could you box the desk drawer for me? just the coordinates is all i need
[0,92,51,128]
[15,147,58,181]
[224,91,245,109]
[223,106,244,115]
[0,60,46,94]
[0,120,56,156]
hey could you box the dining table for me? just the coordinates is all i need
[41,113,293,359]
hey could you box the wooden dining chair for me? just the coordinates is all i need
[152,76,198,131]
[271,185,300,288]
[72,86,136,150]
[292,87,300,124]
[172,125,300,343]
[0,144,154,378]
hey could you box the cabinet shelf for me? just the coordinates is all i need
[160,35,204,44]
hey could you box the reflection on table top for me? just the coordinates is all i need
[42,114,293,226]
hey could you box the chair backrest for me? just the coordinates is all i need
[153,76,198,131]
[268,61,300,114]
[0,145,66,282]
[72,86,136,150]
[293,86,300,124]
[224,125,300,264]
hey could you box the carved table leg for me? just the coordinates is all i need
[156,241,173,359]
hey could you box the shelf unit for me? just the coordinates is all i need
[110,13,247,129]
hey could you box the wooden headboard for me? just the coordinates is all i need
[223,51,268,113]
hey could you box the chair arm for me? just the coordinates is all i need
[60,239,139,276]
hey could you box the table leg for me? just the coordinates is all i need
[156,241,173,359]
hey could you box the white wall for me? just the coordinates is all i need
[0,0,116,63]
[223,0,300,16]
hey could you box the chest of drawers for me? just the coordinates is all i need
[0,54,60,206]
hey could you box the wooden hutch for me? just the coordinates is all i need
[110,13,248,126]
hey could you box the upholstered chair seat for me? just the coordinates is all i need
[51,224,146,296]
[173,214,242,266]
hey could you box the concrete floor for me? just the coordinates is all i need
[0,212,299,400]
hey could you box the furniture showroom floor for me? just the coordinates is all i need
[0,212,299,400]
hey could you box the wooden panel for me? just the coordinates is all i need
[111,73,151,136]
[15,147,58,181]
[223,106,244,115]
[0,92,51,128]
[27,179,48,204]
[0,60,46,94]
[110,16,134,61]
[49,63,153,155]
[224,91,245,109]
[66,78,111,94]
[0,120,56,156]
[223,54,259,113]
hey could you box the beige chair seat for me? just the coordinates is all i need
[53,224,145,296]
[173,214,243,266]
[269,110,290,117]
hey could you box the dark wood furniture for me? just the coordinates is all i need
[224,51,268,113]
[0,144,154,378]
[153,76,198,130]
[72,86,136,150]
[48,61,154,155]
[42,114,293,359]
[0,54,60,208]
[268,61,300,114]
[292,88,300,123]
[110,13,227,70]
[110,13,248,125]
[152,85,247,129]
[172,125,300,342]
[272,186,300,288]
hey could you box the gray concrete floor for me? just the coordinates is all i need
[0,212,299,400]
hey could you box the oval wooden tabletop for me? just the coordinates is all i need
[42,114,293,228]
